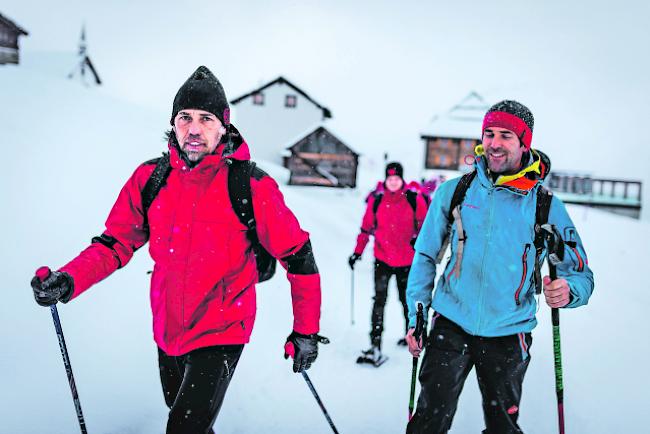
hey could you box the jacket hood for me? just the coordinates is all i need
[473,145,551,193]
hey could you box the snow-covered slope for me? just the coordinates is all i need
[1,55,648,434]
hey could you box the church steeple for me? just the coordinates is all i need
[68,24,101,86]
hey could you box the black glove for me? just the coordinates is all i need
[284,331,330,373]
[348,253,361,270]
[31,269,74,307]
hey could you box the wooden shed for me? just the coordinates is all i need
[0,13,28,65]
[283,125,358,188]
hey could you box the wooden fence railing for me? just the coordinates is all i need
[548,173,642,217]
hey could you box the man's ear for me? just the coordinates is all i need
[219,126,227,135]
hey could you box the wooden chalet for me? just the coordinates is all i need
[283,125,358,188]
[230,76,332,166]
[420,92,489,172]
[0,13,28,65]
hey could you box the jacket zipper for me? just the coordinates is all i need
[571,246,584,272]
[514,244,531,306]
[476,188,494,333]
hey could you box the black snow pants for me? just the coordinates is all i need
[370,260,411,347]
[158,344,244,434]
[407,315,532,434]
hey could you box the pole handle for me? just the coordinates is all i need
[36,266,52,282]
[414,302,425,341]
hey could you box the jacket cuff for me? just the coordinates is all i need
[288,273,321,334]
[563,282,580,308]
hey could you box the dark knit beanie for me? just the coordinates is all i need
[385,162,404,179]
[170,66,230,126]
[482,100,534,150]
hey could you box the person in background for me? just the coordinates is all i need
[349,162,428,366]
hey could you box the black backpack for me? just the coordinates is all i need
[371,189,420,233]
[436,170,553,295]
[140,154,277,282]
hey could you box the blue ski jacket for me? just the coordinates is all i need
[406,150,594,336]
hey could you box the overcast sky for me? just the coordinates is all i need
[4,0,649,183]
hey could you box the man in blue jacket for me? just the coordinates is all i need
[405,100,594,433]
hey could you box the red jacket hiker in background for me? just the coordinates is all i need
[30,66,325,434]
[349,162,428,364]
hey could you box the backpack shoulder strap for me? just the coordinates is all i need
[228,160,278,282]
[448,171,476,221]
[371,191,384,229]
[406,189,419,233]
[533,185,553,294]
[141,153,171,227]
[372,191,384,215]
[405,190,418,212]
[250,163,269,181]
[434,171,476,264]
[228,160,256,235]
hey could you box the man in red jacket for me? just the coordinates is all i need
[349,162,428,365]
[30,66,324,434]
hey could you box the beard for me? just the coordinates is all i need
[171,127,225,166]
[486,149,522,175]
[179,135,220,164]
[181,144,209,162]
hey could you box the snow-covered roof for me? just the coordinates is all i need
[282,122,359,155]
[0,13,29,35]
[420,91,490,140]
[230,76,332,119]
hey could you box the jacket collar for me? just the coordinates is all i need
[473,145,551,194]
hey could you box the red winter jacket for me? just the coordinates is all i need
[353,185,428,267]
[60,133,321,356]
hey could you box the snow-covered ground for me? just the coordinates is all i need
[2,57,649,434]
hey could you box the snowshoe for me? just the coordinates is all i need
[356,346,388,367]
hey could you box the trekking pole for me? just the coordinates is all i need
[35,267,89,434]
[408,302,425,420]
[301,371,340,434]
[350,268,355,325]
[540,225,566,434]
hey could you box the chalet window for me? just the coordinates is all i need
[461,139,475,149]
[252,92,264,105]
[285,95,297,108]
[459,139,476,166]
